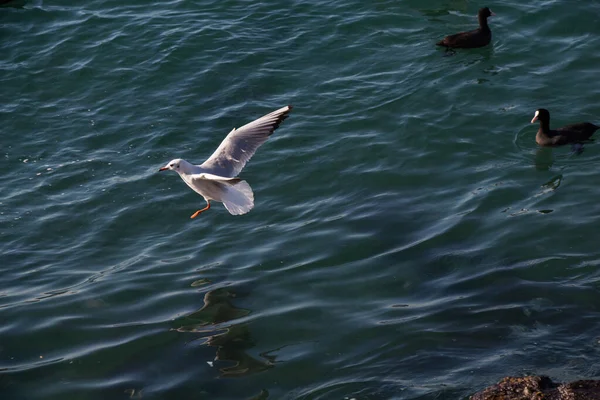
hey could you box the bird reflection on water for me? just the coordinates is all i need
[176,287,250,329]
[206,324,275,377]
[534,147,554,171]
[174,286,275,377]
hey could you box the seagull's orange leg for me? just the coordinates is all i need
[190,201,211,219]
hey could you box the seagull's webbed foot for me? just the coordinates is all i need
[190,201,211,218]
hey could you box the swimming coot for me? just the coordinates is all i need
[436,7,495,49]
[531,108,599,147]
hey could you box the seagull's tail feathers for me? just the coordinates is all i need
[221,179,254,215]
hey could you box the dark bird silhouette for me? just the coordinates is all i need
[531,108,599,148]
[436,7,495,50]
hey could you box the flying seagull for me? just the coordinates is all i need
[160,105,293,218]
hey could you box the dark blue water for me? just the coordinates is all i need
[2,1,600,399]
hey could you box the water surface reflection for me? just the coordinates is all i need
[175,285,275,378]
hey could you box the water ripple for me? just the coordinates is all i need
[3,0,600,399]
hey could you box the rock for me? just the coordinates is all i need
[471,376,600,400]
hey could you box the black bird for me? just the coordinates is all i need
[436,7,495,49]
[531,108,599,147]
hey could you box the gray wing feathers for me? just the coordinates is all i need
[199,105,293,177]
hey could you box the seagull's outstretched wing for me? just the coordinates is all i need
[199,105,293,178]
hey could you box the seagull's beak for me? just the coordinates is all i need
[159,167,168,171]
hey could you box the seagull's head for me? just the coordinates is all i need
[159,158,185,173]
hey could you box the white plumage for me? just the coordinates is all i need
[160,105,292,218]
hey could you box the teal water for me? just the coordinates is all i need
[2,1,600,399]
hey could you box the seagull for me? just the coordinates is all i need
[159,105,293,218]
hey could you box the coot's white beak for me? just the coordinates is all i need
[490,11,496,16]
[531,110,539,123]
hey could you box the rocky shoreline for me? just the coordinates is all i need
[471,376,600,400]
